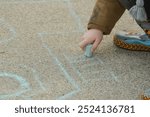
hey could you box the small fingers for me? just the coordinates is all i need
[79,38,93,50]
[91,38,101,52]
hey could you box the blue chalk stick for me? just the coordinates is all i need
[84,44,93,58]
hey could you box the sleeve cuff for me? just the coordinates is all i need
[87,23,112,35]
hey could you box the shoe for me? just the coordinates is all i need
[113,30,150,51]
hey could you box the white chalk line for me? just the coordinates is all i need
[63,53,118,83]
[20,64,46,91]
[43,44,80,89]
[0,0,124,98]
[43,45,80,99]
[0,0,85,36]
[0,62,46,99]
[38,33,80,99]
[38,32,118,83]
[64,52,118,82]
[63,53,108,81]
[67,55,104,65]
[109,71,118,82]
[63,53,84,81]
[0,72,31,99]
[57,89,80,100]
[66,0,85,33]
[69,55,95,64]
[77,60,102,69]
[63,54,103,73]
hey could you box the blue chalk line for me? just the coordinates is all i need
[38,33,80,99]
[0,72,30,99]
[66,0,84,33]
[20,65,46,91]
[63,54,82,76]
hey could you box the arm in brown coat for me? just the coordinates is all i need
[88,0,125,35]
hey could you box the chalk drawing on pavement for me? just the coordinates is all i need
[0,63,46,99]
[0,72,30,99]
[37,33,81,100]
[63,53,118,82]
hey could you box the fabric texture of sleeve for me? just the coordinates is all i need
[88,0,125,35]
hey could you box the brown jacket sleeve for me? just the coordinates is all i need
[88,0,125,35]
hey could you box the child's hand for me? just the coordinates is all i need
[79,29,103,52]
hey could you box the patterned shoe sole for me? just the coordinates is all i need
[113,36,150,51]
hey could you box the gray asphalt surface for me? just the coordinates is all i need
[0,0,150,100]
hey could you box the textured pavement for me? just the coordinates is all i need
[0,0,150,100]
